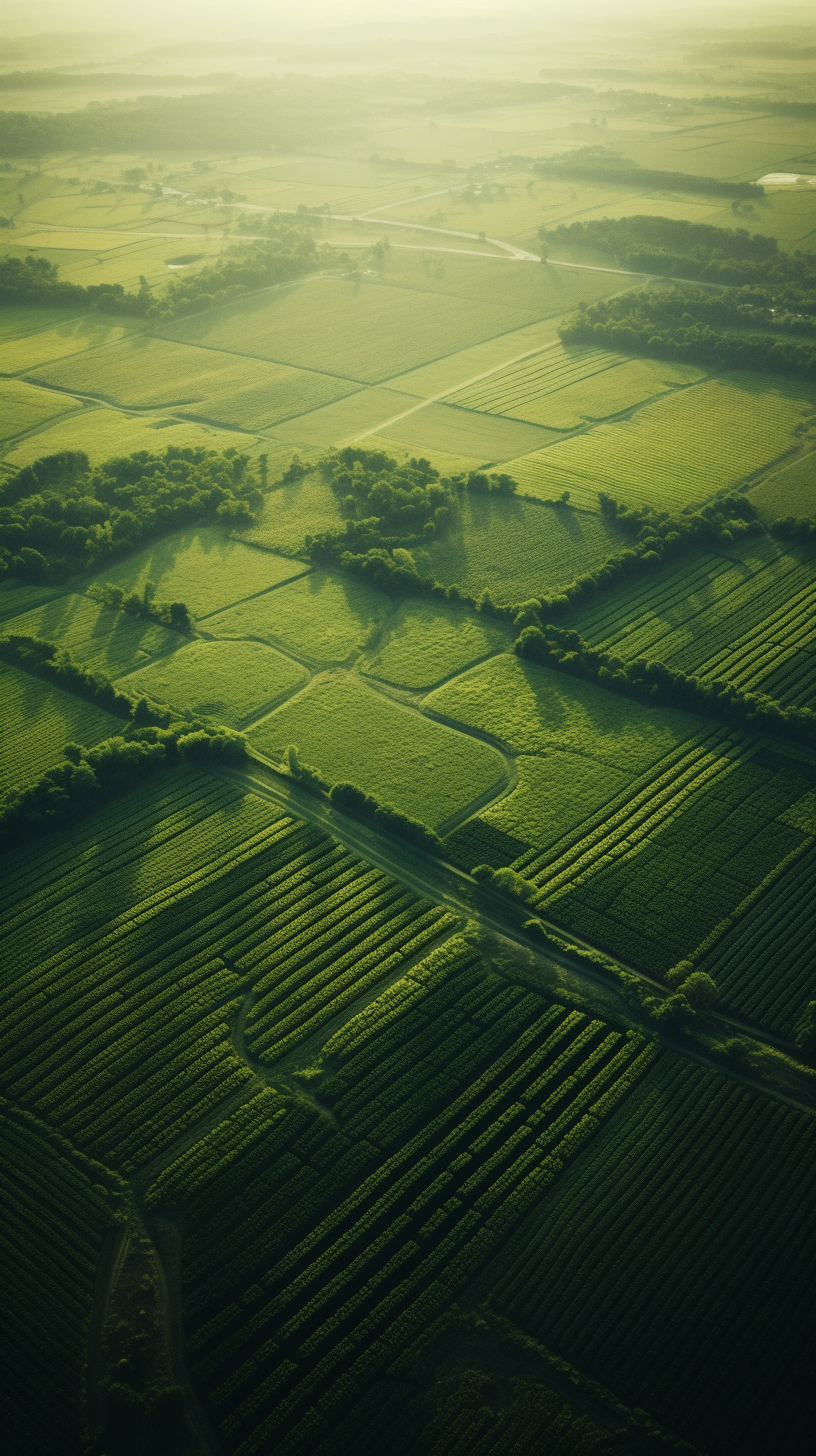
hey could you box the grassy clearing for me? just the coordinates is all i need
[503,376,814,512]
[3,592,178,676]
[249,673,506,826]
[0,316,142,374]
[31,336,360,431]
[0,379,82,444]
[233,473,343,555]
[0,661,120,794]
[119,639,308,727]
[205,570,389,664]
[363,600,509,689]
[1,407,259,471]
[749,453,816,521]
[422,492,625,605]
[157,275,537,383]
[574,537,816,708]
[371,400,559,461]
[425,653,698,772]
[90,529,309,620]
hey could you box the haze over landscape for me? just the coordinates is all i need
[0,3,814,1454]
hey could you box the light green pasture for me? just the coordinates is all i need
[363,600,509,689]
[119,640,308,728]
[205,570,389,664]
[0,379,82,444]
[1,409,260,470]
[4,593,178,676]
[0,661,120,795]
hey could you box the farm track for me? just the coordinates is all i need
[208,753,816,1111]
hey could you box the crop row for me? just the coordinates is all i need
[145,939,655,1451]
[487,1057,816,1456]
[446,346,620,416]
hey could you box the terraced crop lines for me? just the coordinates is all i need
[445,344,620,420]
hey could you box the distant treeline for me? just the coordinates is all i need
[560,288,816,378]
[0,218,324,319]
[541,216,816,290]
[0,69,238,90]
[533,149,764,199]
[0,446,262,582]
[0,722,246,849]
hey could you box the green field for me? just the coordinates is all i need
[0,661,121,794]
[119,639,308,726]
[504,377,815,511]
[206,569,389,665]
[250,672,507,826]
[363,599,509,689]
[3,591,178,676]
[0,378,82,444]
[0,315,141,374]
[371,400,560,461]
[749,452,816,521]
[1,405,261,470]
[88,529,310,620]
[31,335,361,431]
[234,473,344,555]
[423,491,625,604]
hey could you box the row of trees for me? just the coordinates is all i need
[534,148,763,200]
[279,745,442,853]
[86,581,194,634]
[0,255,151,315]
[0,445,263,582]
[513,622,816,744]
[0,634,170,726]
[559,288,816,378]
[0,723,246,848]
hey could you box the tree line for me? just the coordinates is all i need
[0,634,171,727]
[280,744,442,854]
[533,148,763,200]
[0,722,246,849]
[86,580,194,634]
[559,287,816,378]
[541,215,816,291]
[0,445,263,582]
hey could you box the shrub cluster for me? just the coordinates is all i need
[86,581,193,634]
[0,634,170,726]
[0,445,263,582]
[328,781,442,854]
[0,722,246,848]
[770,515,816,541]
[0,254,151,315]
[513,622,816,743]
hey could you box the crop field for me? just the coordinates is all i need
[0,661,121,795]
[363,601,509,690]
[271,386,422,450]
[249,673,507,827]
[31,336,361,431]
[4,591,178,676]
[534,743,816,974]
[119,639,309,727]
[90,529,310,620]
[574,539,816,708]
[749,452,816,521]
[423,492,625,605]
[234,474,344,555]
[503,378,814,511]
[1,1104,127,1456]
[0,378,82,444]
[206,571,390,666]
[444,343,702,429]
[157,276,546,383]
[371,400,559,462]
[484,1053,816,1456]
[425,653,700,774]
[0,405,260,471]
[0,315,141,374]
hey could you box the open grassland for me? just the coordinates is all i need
[250,673,507,827]
[483,1054,816,1456]
[90,529,309,620]
[574,537,816,709]
[0,1105,126,1456]
[119,639,309,727]
[371,401,559,462]
[234,474,344,555]
[749,453,816,522]
[423,493,625,605]
[206,571,389,666]
[701,839,816,1038]
[4,591,178,677]
[426,653,699,773]
[0,406,260,471]
[157,275,546,384]
[445,344,702,429]
[363,601,509,690]
[31,336,361,431]
[0,378,82,444]
[535,743,815,975]
[504,377,815,512]
[0,315,142,374]
[0,661,120,795]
